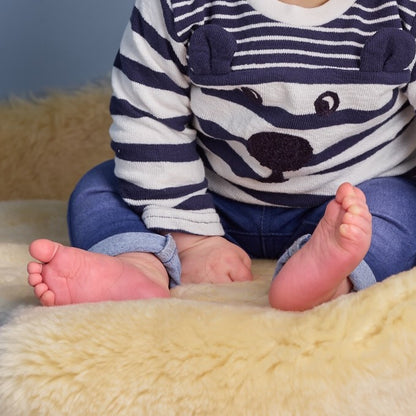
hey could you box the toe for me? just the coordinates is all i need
[343,210,372,235]
[34,283,49,298]
[352,186,366,201]
[341,194,368,213]
[40,290,56,306]
[28,273,43,286]
[345,203,366,217]
[27,261,42,274]
[336,183,367,206]
[29,239,61,263]
[335,182,354,203]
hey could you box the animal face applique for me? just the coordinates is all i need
[187,25,416,198]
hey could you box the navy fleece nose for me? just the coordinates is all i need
[247,132,313,182]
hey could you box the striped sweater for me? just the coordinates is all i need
[110,0,416,235]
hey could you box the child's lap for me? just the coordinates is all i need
[216,176,416,281]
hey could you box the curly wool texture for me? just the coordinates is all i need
[0,83,113,201]
[0,85,416,415]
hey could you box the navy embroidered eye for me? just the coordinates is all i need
[239,87,263,104]
[314,91,340,116]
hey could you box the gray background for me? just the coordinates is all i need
[0,0,134,100]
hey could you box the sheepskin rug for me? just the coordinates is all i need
[1,85,416,415]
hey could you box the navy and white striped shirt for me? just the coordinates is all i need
[110,0,416,235]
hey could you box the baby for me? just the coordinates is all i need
[28,0,416,310]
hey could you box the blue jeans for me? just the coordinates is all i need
[68,160,416,289]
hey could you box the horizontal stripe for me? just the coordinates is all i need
[141,205,224,235]
[227,22,379,36]
[114,53,188,96]
[130,6,186,74]
[352,1,397,12]
[315,141,392,175]
[110,115,195,145]
[237,35,364,47]
[115,158,206,190]
[174,194,216,210]
[310,102,412,166]
[174,1,251,22]
[116,177,209,202]
[231,62,358,71]
[110,96,191,131]
[232,182,332,207]
[339,14,398,25]
[111,141,200,162]
[314,116,415,174]
[232,55,360,71]
[190,66,410,85]
[201,88,400,130]
[234,49,359,60]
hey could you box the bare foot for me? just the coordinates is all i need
[27,239,170,306]
[269,183,372,311]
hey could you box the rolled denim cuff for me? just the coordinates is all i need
[89,232,181,288]
[274,234,376,291]
[349,260,376,291]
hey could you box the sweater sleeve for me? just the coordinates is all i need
[402,2,416,108]
[109,0,224,235]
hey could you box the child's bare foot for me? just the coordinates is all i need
[269,183,372,311]
[27,239,170,306]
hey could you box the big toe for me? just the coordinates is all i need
[29,239,61,263]
[335,182,354,202]
[336,182,366,205]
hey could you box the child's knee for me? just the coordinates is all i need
[358,177,416,280]
[365,218,416,281]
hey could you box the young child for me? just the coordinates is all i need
[28,0,416,311]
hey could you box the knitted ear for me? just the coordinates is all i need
[188,25,237,75]
[360,28,415,72]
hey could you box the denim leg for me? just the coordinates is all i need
[212,193,313,259]
[67,160,181,286]
[68,167,416,291]
[359,177,416,282]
